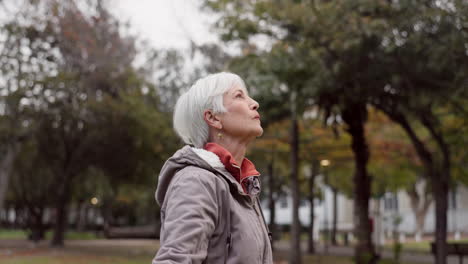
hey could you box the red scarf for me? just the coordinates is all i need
[204,143,259,193]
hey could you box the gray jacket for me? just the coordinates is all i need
[153,146,273,264]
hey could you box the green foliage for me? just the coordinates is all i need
[86,90,176,187]
[444,111,468,186]
[205,1,467,263]
[0,0,181,237]
[206,0,468,187]
[0,229,28,239]
[366,110,425,197]
[10,138,54,204]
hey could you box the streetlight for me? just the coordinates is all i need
[321,159,330,167]
[90,197,99,205]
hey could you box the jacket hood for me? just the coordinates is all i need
[156,145,235,206]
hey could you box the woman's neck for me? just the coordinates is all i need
[209,136,248,165]
[221,142,246,165]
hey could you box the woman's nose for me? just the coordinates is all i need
[251,99,259,110]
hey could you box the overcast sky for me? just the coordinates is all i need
[113,0,218,50]
[0,0,220,51]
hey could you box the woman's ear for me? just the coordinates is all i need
[203,109,223,130]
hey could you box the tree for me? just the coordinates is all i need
[300,115,355,250]
[9,136,54,241]
[0,0,55,213]
[203,1,380,262]
[35,0,140,246]
[226,42,314,263]
[204,1,467,263]
[367,3,468,262]
[367,109,432,241]
[250,119,290,251]
[1,0,178,247]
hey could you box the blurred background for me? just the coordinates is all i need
[0,0,466,264]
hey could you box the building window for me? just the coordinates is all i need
[384,193,399,211]
[279,196,288,208]
[299,199,307,207]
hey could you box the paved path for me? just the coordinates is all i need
[275,240,462,264]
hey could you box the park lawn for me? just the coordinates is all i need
[1,254,424,264]
[275,251,422,264]
[0,238,157,264]
[0,230,28,239]
[303,255,424,264]
[0,229,100,240]
[386,238,468,253]
[1,255,152,264]
[0,237,427,264]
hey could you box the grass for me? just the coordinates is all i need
[0,237,158,264]
[385,238,468,253]
[304,255,428,264]
[2,253,401,264]
[2,228,453,264]
[0,234,435,264]
[1,254,427,264]
[0,229,100,240]
[1,255,152,264]
[0,230,27,239]
[399,241,431,252]
[272,252,421,264]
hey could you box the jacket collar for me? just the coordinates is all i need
[190,146,257,196]
[204,143,260,185]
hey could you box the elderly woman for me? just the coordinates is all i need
[153,72,273,264]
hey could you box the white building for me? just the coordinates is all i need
[380,185,468,237]
[261,175,468,243]
[261,175,354,241]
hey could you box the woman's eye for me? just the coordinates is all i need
[236,93,243,98]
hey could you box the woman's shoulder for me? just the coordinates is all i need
[171,165,227,190]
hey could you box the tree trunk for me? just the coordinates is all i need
[307,160,318,254]
[267,161,277,251]
[421,113,451,264]
[433,172,449,264]
[29,207,46,242]
[14,205,21,227]
[414,210,427,240]
[51,172,73,247]
[0,144,19,212]
[76,200,88,232]
[342,103,377,264]
[290,116,302,264]
[0,204,6,224]
[432,149,450,264]
[390,110,450,264]
[407,180,432,241]
[376,108,446,262]
[51,198,69,247]
[331,187,338,246]
[102,196,115,237]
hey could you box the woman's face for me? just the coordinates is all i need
[219,85,263,141]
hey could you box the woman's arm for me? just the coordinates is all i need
[153,169,218,264]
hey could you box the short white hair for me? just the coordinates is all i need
[173,72,247,148]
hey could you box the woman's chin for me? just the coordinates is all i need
[255,127,264,137]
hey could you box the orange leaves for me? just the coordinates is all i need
[367,108,421,165]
